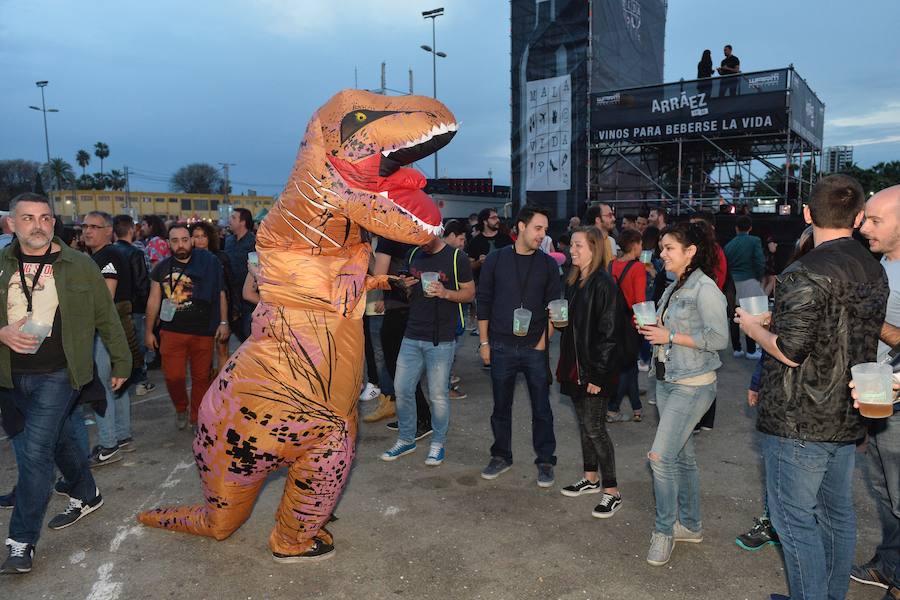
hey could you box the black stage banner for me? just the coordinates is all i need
[591,69,793,145]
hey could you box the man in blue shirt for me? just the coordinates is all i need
[724,215,765,359]
[477,205,561,487]
[224,208,256,341]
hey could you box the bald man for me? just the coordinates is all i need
[855,184,900,598]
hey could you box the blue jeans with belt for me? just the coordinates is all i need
[650,380,716,535]
[488,340,556,465]
[762,433,856,600]
[8,369,98,545]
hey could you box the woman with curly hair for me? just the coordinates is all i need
[190,221,238,373]
[639,221,728,567]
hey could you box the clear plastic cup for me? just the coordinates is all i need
[632,301,657,327]
[20,318,52,355]
[420,271,440,297]
[548,299,569,328]
[640,250,653,264]
[247,252,259,267]
[739,295,770,316]
[851,362,894,418]
[513,307,532,336]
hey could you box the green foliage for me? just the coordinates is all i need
[170,163,223,194]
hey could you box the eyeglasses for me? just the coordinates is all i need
[82,224,110,230]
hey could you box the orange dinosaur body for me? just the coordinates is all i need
[138,90,457,558]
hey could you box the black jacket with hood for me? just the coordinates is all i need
[757,237,888,442]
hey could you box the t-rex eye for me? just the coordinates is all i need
[354,112,367,122]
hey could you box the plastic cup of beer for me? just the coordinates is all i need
[851,362,894,418]
[20,318,52,355]
[640,250,653,264]
[633,301,657,327]
[548,299,569,328]
[420,271,440,297]
[739,295,770,316]
[513,308,532,336]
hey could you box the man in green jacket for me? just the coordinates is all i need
[724,215,765,360]
[0,193,131,575]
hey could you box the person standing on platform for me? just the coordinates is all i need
[698,49,714,96]
[478,205,562,487]
[0,193,130,575]
[224,208,256,342]
[717,44,741,97]
[852,184,900,600]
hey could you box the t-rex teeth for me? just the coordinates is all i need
[447,123,458,132]
[378,191,390,199]
[381,150,390,157]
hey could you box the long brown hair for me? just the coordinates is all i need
[566,226,609,287]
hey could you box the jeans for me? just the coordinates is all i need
[731,278,764,354]
[9,369,97,545]
[382,309,430,427]
[650,380,716,535]
[394,338,455,445]
[160,330,214,424]
[365,315,393,396]
[488,341,556,465]
[611,364,642,414]
[762,433,856,600]
[570,393,617,487]
[132,313,150,381]
[861,411,900,589]
[93,335,132,449]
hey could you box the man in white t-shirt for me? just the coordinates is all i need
[855,184,900,599]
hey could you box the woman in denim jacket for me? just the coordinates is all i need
[638,221,728,567]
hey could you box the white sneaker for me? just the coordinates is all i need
[745,350,762,360]
[637,360,650,372]
[358,383,380,402]
[732,350,745,358]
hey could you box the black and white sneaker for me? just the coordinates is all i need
[89,445,122,468]
[272,539,335,563]
[560,478,602,497]
[591,493,622,519]
[53,477,72,498]
[1,539,34,574]
[117,437,135,453]
[385,421,433,440]
[48,489,103,530]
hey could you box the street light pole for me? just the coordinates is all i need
[422,7,445,180]
[29,80,60,189]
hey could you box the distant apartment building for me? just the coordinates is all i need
[822,146,854,173]
[48,189,275,224]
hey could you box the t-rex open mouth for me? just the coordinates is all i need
[328,122,458,233]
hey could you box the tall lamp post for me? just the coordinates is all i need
[29,80,60,189]
[421,7,446,180]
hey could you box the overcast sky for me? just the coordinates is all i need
[2,0,898,195]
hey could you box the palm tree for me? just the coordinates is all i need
[94,142,110,174]
[41,158,75,191]
[108,169,126,191]
[76,149,91,176]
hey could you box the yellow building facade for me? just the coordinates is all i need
[48,190,276,223]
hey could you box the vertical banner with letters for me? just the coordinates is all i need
[526,75,571,191]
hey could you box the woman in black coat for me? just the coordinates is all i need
[697,49,714,96]
[556,227,624,519]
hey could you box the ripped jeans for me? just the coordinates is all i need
[649,380,716,535]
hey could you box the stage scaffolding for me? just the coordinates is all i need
[588,66,825,216]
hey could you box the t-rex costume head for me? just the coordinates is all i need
[138,90,458,561]
[265,89,457,248]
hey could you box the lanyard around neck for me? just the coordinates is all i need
[17,244,53,315]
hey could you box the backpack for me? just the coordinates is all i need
[608,260,642,370]
[409,247,466,336]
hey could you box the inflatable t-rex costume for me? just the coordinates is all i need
[138,90,457,561]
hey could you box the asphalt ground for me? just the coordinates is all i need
[0,333,888,600]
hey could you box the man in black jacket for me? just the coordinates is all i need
[113,215,154,397]
[477,205,561,487]
[737,174,889,600]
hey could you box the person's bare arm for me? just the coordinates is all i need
[881,322,900,348]
[144,281,162,351]
[104,278,117,298]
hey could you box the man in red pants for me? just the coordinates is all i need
[144,224,229,430]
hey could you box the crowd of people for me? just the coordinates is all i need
[0,176,898,600]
